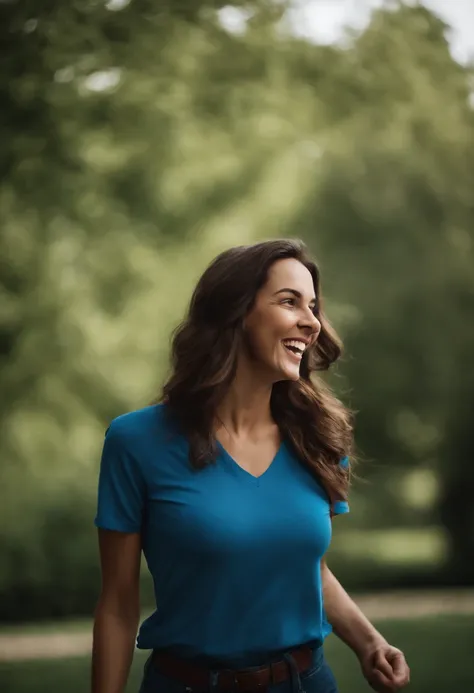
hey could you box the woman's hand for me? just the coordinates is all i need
[359,641,410,692]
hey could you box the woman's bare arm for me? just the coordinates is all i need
[91,529,142,693]
[321,558,385,659]
[321,559,410,691]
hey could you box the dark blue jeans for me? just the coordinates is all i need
[138,645,338,693]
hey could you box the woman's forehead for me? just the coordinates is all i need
[264,258,315,293]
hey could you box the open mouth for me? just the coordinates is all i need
[282,339,306,359]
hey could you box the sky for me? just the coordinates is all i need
[286,0,474,65]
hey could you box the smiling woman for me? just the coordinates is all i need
[245,264,321,379]
[92,239,410,693]
[162,240,352,497]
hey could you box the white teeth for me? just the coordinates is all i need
[282,339,306,354]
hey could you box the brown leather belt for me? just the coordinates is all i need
[151,644,314,692]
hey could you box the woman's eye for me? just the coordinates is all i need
[281,298,295,306]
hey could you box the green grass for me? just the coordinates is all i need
[332,527,447,566]
[326,615,474,692]
[1,615,472,693]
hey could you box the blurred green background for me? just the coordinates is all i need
[1,0,474,691]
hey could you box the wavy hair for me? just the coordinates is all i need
[161,239,354,502]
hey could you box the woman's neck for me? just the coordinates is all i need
[215,362,275,438]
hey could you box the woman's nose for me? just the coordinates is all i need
[300,310,321,334]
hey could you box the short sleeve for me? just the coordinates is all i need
[332,456,350,516]
[94,420,146,533]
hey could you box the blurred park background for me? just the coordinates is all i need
[1,0,474,691]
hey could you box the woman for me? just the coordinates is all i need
[92,239,410,693]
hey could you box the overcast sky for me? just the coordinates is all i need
[287,0,474,64]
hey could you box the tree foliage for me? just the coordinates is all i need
[1,0,474,619]
[289,3,474,577]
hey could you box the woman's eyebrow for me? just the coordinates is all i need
[273,288,316,305]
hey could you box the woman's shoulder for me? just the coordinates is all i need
[106,402,170,448]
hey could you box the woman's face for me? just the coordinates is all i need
[243,258,321,382]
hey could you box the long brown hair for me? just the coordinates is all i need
[161,239,354,502]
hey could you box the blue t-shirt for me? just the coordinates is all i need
[94,404,349,667]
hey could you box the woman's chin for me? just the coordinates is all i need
[252,358,300,383]
[274,365,301,382]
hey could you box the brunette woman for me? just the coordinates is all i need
[92,239,410,693]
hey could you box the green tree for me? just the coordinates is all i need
[0,0,323,618]
[290,2,474,578]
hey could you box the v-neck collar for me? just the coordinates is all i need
[216,439,284,484]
